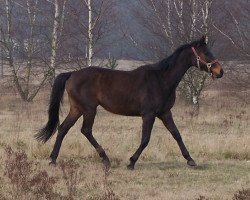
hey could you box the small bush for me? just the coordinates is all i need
[4,146,59,199]
[87,168,120,200]
[105,57,118,69]
[60,159,82,199]
[30,171,57,200]
[4,146,33,199]
[195,195,209,200]
[233,188,250,200]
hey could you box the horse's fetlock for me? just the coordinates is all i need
[50,153,57,161]
[96,146,105,156]
[183,154,191,160]
[129,157,136,163]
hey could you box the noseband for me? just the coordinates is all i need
[192,47,218,75]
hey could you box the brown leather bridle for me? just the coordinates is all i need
[192,47,218,75]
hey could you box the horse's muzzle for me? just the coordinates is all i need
[211,63,223,79]
[215,69,223,78]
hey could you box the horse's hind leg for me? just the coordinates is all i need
[50,108,81,165]
[81,110,110,169]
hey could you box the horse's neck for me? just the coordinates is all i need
[161,54,191,93]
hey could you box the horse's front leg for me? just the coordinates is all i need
[127,114,155,170]
[159,111,197,167]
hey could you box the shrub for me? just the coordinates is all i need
[30,171,57,200]
[4,146,59,199]
[87,168,120,200]
[4,146,33,199]
[59,159,82,199]
[105,57,118,69]
[233,188,250,200]
[195,195,209,200]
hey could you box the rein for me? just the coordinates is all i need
[191,47,218,75]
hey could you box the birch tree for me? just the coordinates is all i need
[0,0,65,101]
[178,0,214,109]
[128,0,176,59]
[47,0,68,80]
[66,0,116,68]
[87,0,93,66]
[0,33,3,77]
[0,0,48,101]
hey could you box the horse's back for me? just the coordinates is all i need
[67,66,143,89]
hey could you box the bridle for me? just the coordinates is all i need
[192,47,218,76]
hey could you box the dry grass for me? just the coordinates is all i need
[0,73,249,199]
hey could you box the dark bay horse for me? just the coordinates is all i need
[36,36,223,169]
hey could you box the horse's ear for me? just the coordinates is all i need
[199,35,207,45]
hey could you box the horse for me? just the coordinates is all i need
[36,36,223,170]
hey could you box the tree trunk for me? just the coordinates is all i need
[2,0,54,101]
[0,65,3,78]
[88,0,93,66]
[0,50,3,77]
[49,0,60,81]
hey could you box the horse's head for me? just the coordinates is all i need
[191,36,223,78]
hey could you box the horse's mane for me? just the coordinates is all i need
[155,40,200,71]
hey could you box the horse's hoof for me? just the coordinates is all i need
[127,164,135,170]
[187,160,197,167]
[102,158,111,171]
[49,160,56,166]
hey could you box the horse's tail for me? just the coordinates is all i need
[35,72,72,143]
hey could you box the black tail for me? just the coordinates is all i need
[35,72,72,143]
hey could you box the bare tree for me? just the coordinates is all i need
[213,0,250,88]
[178,0,214,108]
[46,0,68,81]
[0,31,3,77]
[87,0,93,66]
[0,0,62,101]
[0,0,116,100]
[65,0,116,68]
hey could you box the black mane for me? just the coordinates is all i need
[157,40,200,70]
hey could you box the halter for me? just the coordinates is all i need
[191,47,218,75]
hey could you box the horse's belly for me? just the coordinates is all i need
[98,95,141,116]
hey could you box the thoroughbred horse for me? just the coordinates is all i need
[36,36,223,169]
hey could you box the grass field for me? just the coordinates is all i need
[0,67,249,199]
